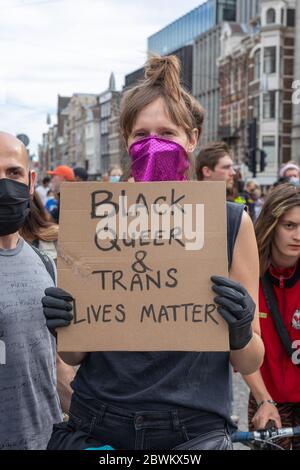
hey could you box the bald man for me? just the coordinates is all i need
[0,132,63,449]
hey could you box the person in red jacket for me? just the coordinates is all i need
[243,183,300,449]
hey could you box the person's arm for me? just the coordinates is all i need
[243,371,282,429]
[58,351,87,366]
[42,287,88,366]
[228,211,264,374]
[56,353,76,413]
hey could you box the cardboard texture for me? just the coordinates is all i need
[57,181,229,352]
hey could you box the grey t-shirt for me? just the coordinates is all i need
[0,238,62,450]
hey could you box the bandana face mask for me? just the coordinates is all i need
[128,135,190,182]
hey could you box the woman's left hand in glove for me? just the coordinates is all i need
[211,275,256,350]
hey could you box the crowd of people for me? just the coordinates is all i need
[33,163,123,226]
[0,53,299,451]
[196,140,300,221]
[35,149,300,233]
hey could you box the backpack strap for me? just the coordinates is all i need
[30,243,56,285]
[261,270,300,367]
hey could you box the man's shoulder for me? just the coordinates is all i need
[26,242,57,284]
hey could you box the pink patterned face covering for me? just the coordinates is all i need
[128,135,190,182]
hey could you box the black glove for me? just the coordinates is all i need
[211,275,255,350]
[42,287,74,335]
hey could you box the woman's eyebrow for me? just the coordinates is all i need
[157,126,178,132]
[132,128,148,133]
[281,219,297,224]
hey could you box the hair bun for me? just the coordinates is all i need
[144,54,181,102]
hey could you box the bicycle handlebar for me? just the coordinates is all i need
[232,425,300,443]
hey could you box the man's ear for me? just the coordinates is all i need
[29,170,36,196]
[202,166,212,178]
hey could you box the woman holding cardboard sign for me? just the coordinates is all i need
[43,55,264,450]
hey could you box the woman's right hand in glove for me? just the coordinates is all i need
[42,287,74,335]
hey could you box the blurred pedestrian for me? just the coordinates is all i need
[240,180,257,221]
[196,141,236,194]
[252,186,265,222]
[45,188,58,214]
[36,176,51,205]
[74,167,88,182]
[278,162,300,187]
[108,164,123,183]
[47,165,74,223]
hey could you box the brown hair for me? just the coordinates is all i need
[255,184,300,276]
[195,141,231,181]
[20,191,59,243]
[120,55,204,144]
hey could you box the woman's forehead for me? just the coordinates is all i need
[279,206,300,223]
[133,98,175,129]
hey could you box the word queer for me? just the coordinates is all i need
[91,190,204,251]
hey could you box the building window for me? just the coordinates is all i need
[100,119,108,134]
[236,102,241,128]
[101,102,111,118]
[255,0,260,17]
[281,8,284,25]
[287,9,295,27]
[266,8,276,24]
[263,91,276,119]
[253,96,260,120]
[254,49,261,80]
[230,68,236,94]
[101,154,109,173]
[101,134,108,155]
[262,136,276,165]
[222,7,236,22]
[264,47,276,74]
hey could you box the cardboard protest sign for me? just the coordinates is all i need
[57,181,229,352]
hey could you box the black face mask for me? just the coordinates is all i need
[0,178,30,236]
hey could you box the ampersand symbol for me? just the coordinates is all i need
[131,251,153,273]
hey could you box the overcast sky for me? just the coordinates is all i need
[0,0,203,156]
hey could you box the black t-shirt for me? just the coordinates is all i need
[72,202,244,424]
